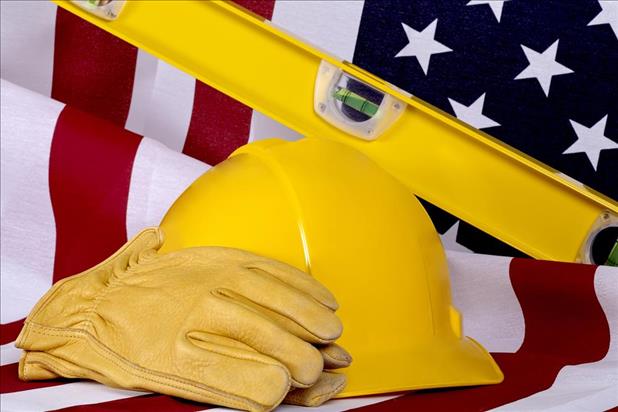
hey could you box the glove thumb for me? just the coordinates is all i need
[284,371,346,407]
[109,227,164,275]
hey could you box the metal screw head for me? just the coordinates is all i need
[393,103,401,110]
[318,103,327,113]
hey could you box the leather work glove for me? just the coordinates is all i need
[284,343,351,407]
[16,228,349,411]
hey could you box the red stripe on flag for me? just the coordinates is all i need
[0,362,68,394]
[52,8,137,126]
[350,259,609,411]
[49,105,142,280]
[53,394,210,412]
[2,7,140,349]
[233,0,276,19]
[0,319,24,345]
[1,106,141,395]
[182,0,274,165]
[182,84,252,165]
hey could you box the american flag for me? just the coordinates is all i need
[351,0,618,255]
[1,1,617,410]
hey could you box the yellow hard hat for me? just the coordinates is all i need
[159,137,503,397]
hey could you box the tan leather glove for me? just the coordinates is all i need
[284,343,352,407]
[16,227,348,412]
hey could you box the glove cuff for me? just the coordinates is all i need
[17,228,165,345]
[17,321,132,387]
[15,273,106,345]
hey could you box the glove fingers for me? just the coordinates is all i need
[246,259,338,311]
[318,343,353,369]
[177,337,290,412]
[227,271,342,343]
[283,371,347,407]
[197,295,324,388]
[217,295,332,344]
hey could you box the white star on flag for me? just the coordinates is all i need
[563,115,618,171]
[440,222,473,253]
[448,93,500,129]
[466,0,510,22]
[395,19,452,75]
[514,39,573,96]
[588,1,618,39]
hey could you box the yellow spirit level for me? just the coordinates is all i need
[58,0,618,264]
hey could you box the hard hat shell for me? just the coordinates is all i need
[159,137,503,397]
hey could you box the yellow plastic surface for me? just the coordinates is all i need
[53,0,618,262]
[160,138,503,397]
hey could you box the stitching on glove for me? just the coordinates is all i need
[29,228,163,322]
[25,359,73,380]
[23,323,285,411]
[27,324,257,408]
[23,352,89,381]
[20,320,32,350]
[24,275,82,323]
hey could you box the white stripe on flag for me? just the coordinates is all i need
[0,1,56,97]
[125,49,158,136]
[491,265,618,411]
[142,60,196,152]
[278,395,401,412]
[447,251,524,353]
[126,137,209,239]
[1,80,63,323]
[1,342,21,366]
[206,395,400,412]
[248,110,303,143]
[0,382,144,411]
[271,0,365,62]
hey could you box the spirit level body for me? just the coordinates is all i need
[56,0,618,263]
